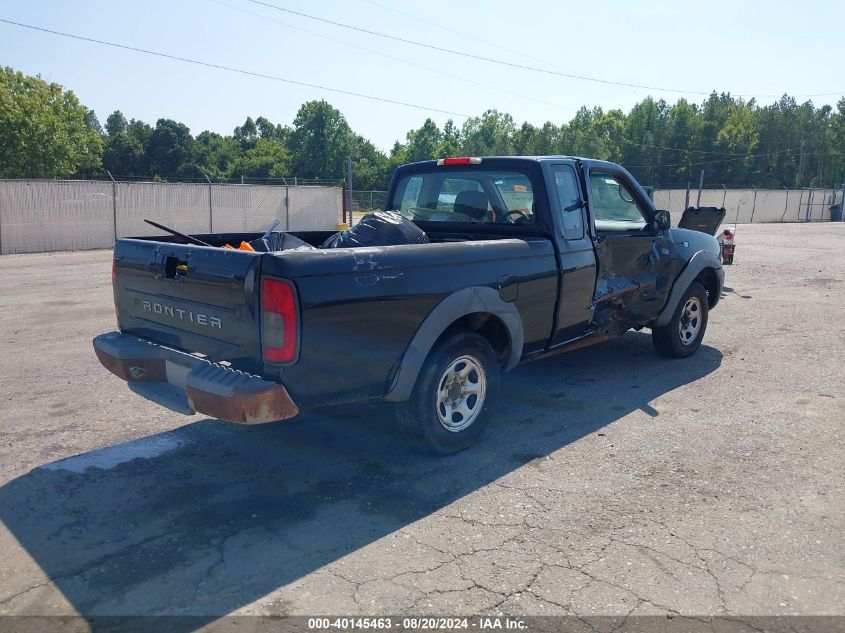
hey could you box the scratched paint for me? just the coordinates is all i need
[354,271,406,288]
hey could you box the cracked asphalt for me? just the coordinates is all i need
[0,223,843,624]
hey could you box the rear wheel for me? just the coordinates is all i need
[652,282,709,358]
[396,331,499,454]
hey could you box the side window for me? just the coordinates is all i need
[552,167,584,240]
[589,173,648,231]
[398,175,424,213]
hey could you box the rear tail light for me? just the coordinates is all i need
[437,157,482,166]
[262,278,299,364]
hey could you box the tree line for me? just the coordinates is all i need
[1,66,843,190]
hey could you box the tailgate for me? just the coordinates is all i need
[114,239,263,371]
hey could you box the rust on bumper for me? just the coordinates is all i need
[186,383,299,424]
[93,331,298,424]
[94,347,167,382]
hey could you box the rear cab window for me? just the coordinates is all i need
[390,168,536,225]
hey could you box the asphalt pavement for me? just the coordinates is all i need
[0,223,842,628]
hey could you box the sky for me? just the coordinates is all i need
[1,0,843,152]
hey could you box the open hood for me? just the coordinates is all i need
[678,206,727,236]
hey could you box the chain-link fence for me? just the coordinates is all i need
[0,179,343,254]
[349,190,388,214]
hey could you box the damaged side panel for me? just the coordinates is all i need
[591,232,676,328]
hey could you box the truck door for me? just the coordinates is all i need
[585,168,674,325]
[547,163,598,345]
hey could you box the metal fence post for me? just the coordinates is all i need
[749,186,758,223]
[107,170,117,243]
[779,186,790,222]
[205,175,213,232]
[285,186,290,230]
[841,182,845,217]
[806,188,815,221]
[346,156,353,225]
[696,170,704,207]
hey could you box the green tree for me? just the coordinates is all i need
[387,140,408,173]
[0,66,103,178]
[621,99,662,184]
[234,116,258,143]
[102,117,153,177]
[513,122,539,155]
[234,137,290,178]
[4,62,843,190]
[105,110,128,137]
[662,99,701,185]
[461,109,516,155]
[829,98,845,187]
[287,100,355,180]
[716,101,759,184]
[405,118,442,163]
[83,109,103,137]
[194,131,239,180]
[255,116,288,142]
[440,119,462,157]
[103,132,145,177]
[146,118,196,179]
[351,136,391,190]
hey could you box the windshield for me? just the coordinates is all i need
[389,169,536,224]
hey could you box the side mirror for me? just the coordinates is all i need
[653,210,671,231]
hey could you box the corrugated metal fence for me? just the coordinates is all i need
[653,187,844,225]
[0,179,342,255]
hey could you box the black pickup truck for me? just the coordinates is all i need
[94,156,724,453]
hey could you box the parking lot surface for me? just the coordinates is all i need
[0,224,843,624]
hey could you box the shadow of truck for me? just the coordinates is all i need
[0,331,722,631]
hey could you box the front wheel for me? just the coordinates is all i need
[396,331,499,454]
[651,282,709,358]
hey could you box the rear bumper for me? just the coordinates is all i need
[93,332,298,424]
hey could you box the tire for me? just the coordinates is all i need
[396,330,499,454]
[652,281,709,358]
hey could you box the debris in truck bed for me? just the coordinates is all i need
[248,232,315,252]
[321,210,429,248]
